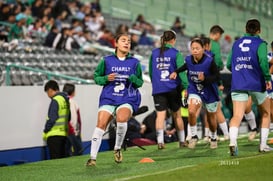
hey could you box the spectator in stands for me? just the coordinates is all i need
[27,18,48,40]
[138,30,154,46]
[86,33,143,166]
[85,9,104,39]
[97,29,115,48]
[43,80,70,159]
[8,13,26,42]
[44,25,59,47]
[31,0,44,18]
[130,33,139,50]
[52,0,71,19]
[134,14,155,34]
[0,3,12,22]
[115,24,129,36]
[63,83,83,156]
[91,0,101,12]
[171,16,186,36]
[226,19,272,155]
[53,27,78,51]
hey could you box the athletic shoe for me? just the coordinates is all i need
[188,135,198,149]
[203,136,210,142]
[248,130,257,141]
[179,142,187,148]
[219,135,229,142]
[259,145,273,152]
[210,139,218,149]
[186,135,191,142]
[114,149,122,163]
[158,143,165,150]
[86,159,96,166]
[229,145,238,156]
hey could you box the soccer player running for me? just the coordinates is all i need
[170,38,220,149]
[149,30,188,149]
[209,26,230,141]
[226,19,272,156]
[86,33,143,166]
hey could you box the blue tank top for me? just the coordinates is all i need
[151,47,181,95]
[99,55,141,112]
[231,36,265,92]
[186,54,219,104]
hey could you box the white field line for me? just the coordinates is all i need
[114,165,196,181]
[115,148,272,181]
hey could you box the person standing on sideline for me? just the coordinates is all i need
[43,80,70,159]
[63,83,83,156]
[86,33,143,166]
[226,19,272,156]
[170,38,220,149]
[149,30,187,149]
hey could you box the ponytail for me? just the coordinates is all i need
[159,30,176,56]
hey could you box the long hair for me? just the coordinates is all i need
[159,30,176,56]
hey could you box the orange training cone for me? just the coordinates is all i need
[139,157,155,163]
[268,139,273,144]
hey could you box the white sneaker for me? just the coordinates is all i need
[259,145,273,152]
[248,130,257,141]
[203,136,210,142]
[188,135,198,149]
[219,135,229,141]
[210,139,218,149]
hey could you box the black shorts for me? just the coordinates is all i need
[153,89,182,112]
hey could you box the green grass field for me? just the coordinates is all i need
[1,134,273,181]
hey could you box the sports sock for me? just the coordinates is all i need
[260,128,269,148]
[204,127,210,137]
[187,124,191,137]
[156,129,164,144]
[210,131,217,140]
[90,127,105,160]
[229,127,238,146]
[178,130,185,142]
[244,110,257,130]
[114,122,128,150]
[219,122,229,136]
[190,125,197,138]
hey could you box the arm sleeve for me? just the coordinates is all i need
[148,55,152,81]
[211,41,224,70]
[226,51,232,71]
[69,99,78,132]
[176,52,188,89]
[129,62,144,88]
[93,58,109,85]
[175,63,188,74]
[44,100,59,133]
[203,61,220,85]
[258,42,271,81]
